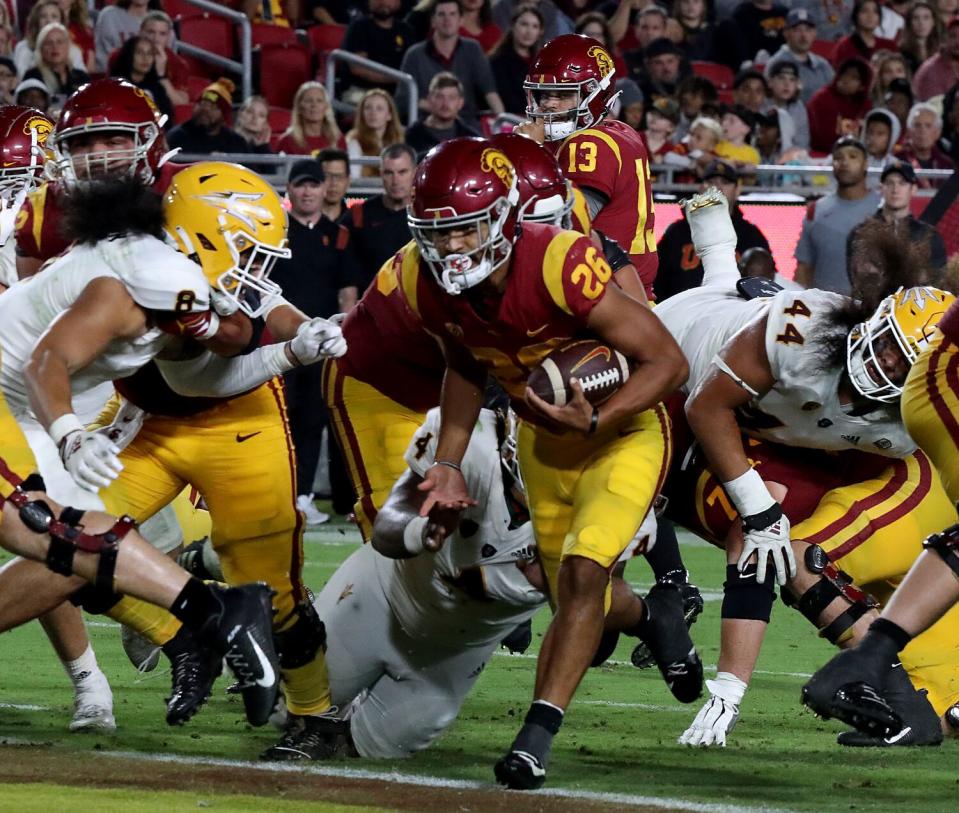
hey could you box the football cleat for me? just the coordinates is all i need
[69,670,116,733]
[177,538,220,582]
[197,583,280,727]
[836,679,942,747]
[121,625,161,673]
[296,494,330,527]
[163,625,223,726]
[631,581,704,670]
[261,709,351,761]
[636,581,704,703]
[494,750,547,790]
[501,619,533,655]
[837,724,941,747]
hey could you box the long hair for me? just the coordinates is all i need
[25,1,64,49]
[900,1,942,65]
[64,0,92,30]
[870,50,911,107]
[110,35,158,83]
[490,3,545,58]
[284,81,341,150]
[345,89,404,178]
[35,22,71,88]
[235,94,271,144]
[62,179,166,245]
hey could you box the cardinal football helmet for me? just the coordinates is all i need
[847,286,956,402]
[490,132,573,227]
[408,137,520,295]
[51,78,174,186]
[0,106,53,198]
[164,162,291,317]
[524,34,619,142]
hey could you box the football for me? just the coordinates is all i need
[527,339,631,407]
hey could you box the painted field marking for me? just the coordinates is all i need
[0,703,48,711]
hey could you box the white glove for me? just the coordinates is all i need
[289,317,347,363]
[210,288,240,317]
[0,186,27,246]
[739,507,796,586]
[61,430,124,492]
[679,673,746,747]
[329,312,347,326]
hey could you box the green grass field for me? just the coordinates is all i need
[0,520,954,812]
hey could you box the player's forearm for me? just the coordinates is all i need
[435,365,484,465]
[613,265,647,304]
[157,343,297,398]
[598,349,686,429]
[264,299,309,341]
[685,396,752,483]
[198,311,254,357]
[24,349,76,431]
[793,262,813,288]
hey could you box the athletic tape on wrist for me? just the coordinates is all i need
[722,467,776,518]
[49,414,84,447]
[402,516,428,555]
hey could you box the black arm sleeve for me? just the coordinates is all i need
[596,230,631,273]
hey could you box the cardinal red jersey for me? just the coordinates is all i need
[401,223,615,425]
[335,245,447,413]
[15,161,189,263]
[556,120,657,297]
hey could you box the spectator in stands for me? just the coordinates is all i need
[717,104,760,171]
[884,76,914,131]
[611,78,645,131]
[318,147,352,222]
[941,81,959,161]
[492,0,571,42]
[341,142,416,290]
[234,95,274,153]
[877,0,910,40]
[899,1,941,75]
[345,88,405,178]
[938,0,959,25]
[766,60,809,149]
[831,0,897,68]
[0,57,16,105]
[896,101,955,184]
[862,107,901,173]
[765,9,834,103]
[61,0,95,72]
[655,158,771,300]
[462,0,502,52]
[914,16,959,99]
[490,3,545,115]
[754,109,786,164]
[276,82,345,156]
[624,6,669,83]
[109,36,174,124]
[670,0,716,63]
[794,136,880,293]
[675,75,719,139]
[236,0,297,26]
[871,50,910,108]
[0,25,12,61]
[714,0,787,71]
[397,0,505,130]
[733,68,768,113]
[138,11,190,107]
[644,97,680,162]
[847,161,947,293]
[24,23,89,106]
[15,78,52,113]
[739,246,801,289]
[806,58,873,154]
[94,0,156,73]
[341,0,416,101]
[166,78,250,155]
[575,11,624,77]
[14,1,86,77]
[638,37,687,105]
[271,158,359,527]
[405,71,481,156]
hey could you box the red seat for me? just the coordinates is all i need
[308,23,346,54]
[258,43,313,108]
[173,103,193,124]
[185,75,210,101]
[252,23,299,48]
[810,39,835,59]
[691,61,735,90]
[164,0,196,17]
[177,13,235,60]
[268,106,292,133]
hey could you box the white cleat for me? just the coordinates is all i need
[296,494,330,527]
[69,672,117,733]
[682,186,737,258]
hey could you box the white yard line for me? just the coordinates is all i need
[0,702,48,711]
[91,748,799,813]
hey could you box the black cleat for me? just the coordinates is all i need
[198,583,280,727]
[636,581,704,703]
[163,626,223,726]
[837,724,941,747]
[836,674,942,747]
[494,750,547,790]
[802,648,902,738]
[631,581,704,670]
[501,619,533,655]
[261,709,351,761]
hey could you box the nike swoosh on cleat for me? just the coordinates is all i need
[236,431,261,443]
[884,726,912,744]
[513,751,546,776]
[248,632,276,688]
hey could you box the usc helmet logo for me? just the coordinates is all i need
[480,148,514,189]
[23,116,52,146]
[587,45,614,78]
[132,86,159,113]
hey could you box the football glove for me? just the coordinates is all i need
[739,504,796,586]
[61,430,124,492]
[679,673,746,747]
[0,186,27,247]
[289,317,347,363]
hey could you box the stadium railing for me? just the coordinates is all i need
[323,50,418,125]
[169,0,253,100]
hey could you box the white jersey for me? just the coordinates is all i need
[0,237,16,289]
[372,408,546,649]
[751,289,915,456]
[0,234,210,419]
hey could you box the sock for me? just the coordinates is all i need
[283,656,333,717]
[169,578,221,631]
[869,618,913,654]
[643,519,687,584]
[107,596,182,647]
[62,645,100,687]
[511,700,564,766]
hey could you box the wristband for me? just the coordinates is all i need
[587,406,599,435]
[433,460,461,472]
[722,467,776,518]
[402,516,428,554]
[741,502,783,532]
[49,413,84,447]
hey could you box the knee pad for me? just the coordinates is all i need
[275,601,326,669]
[923,524,959,579]
[70,584,123,614]
[781,545,878,645]
[721,563,776,622]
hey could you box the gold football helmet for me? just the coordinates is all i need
[847,286,957,402]
[164,161,290,317]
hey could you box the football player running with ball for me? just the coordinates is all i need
[401,137,697,789]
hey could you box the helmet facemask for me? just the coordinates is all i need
[846,299,914,403]
[52,119,168,188]
[524,77,618,142]
[518,181,573,229]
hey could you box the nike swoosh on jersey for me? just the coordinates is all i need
[236,431,261,443]
[526,324,549,337]
[249,632,276,688]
